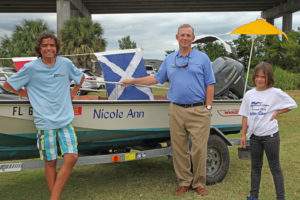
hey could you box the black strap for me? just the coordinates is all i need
[173,102,204,108]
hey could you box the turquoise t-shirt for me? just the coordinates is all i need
[8,56,83,130]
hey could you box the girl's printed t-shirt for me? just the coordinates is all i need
[239,87,297,137]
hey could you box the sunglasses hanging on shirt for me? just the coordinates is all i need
[174,56,190,68]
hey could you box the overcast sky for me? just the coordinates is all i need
[0,11,299,60]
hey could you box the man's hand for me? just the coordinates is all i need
[120,76,157,87]
[121,79,134,87]
[205,84,214,107]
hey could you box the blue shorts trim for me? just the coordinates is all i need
[37,124,78,161]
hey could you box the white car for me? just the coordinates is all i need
[0,72,8,85]
[0,67,16,87]
[72,68,106,95]
[80,68,105,90]
[145,65,156,76]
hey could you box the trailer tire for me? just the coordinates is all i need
[206,134,230,185]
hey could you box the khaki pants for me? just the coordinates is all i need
[169,103,211,188]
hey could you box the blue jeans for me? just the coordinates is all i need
[250,132,285,200]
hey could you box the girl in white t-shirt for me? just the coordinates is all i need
[239,62,297,200]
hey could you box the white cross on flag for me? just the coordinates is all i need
[94,49,154,100]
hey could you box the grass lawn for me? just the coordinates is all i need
[0,91,299,200]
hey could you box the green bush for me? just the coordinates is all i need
[273,66,300,90]
[246,66,300,90]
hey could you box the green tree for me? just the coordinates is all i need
[195,42,229,61]
[60,17,107,68]
[232,35,253,67]
[264,31,300,72]
[233,35,278,71]
[165,43,229,61]
[118,36,137,49]
[0,19,51,66]
[232,31,300,73]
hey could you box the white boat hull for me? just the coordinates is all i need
[0,100,241,160]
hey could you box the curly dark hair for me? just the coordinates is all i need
[252,62,275,88]
[35,33,60,58]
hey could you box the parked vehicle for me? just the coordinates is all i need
[0,72,7,86]
[145,65,156,76]
[0,67,16,87]
[70,68,106,95]
[0,67,16,75]
[81,68,105,90]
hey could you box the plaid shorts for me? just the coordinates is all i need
[37,124,78,161]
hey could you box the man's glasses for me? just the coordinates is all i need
[174,56,190,68]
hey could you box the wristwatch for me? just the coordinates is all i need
[206,105,212,110]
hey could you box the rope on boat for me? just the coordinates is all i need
[0,54,169,90]
[0,53,95,60]
[81,80,169,90]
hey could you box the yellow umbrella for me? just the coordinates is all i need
[231,19,288,94]
[231,18,288,39]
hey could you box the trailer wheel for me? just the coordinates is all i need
[206,134,230,185]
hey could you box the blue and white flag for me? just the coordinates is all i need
[94,49,154,100]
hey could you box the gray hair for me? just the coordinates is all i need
[177,24,195,35]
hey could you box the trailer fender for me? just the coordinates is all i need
[210,126,232,146]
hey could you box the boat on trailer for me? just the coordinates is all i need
[0,98,241,161]
[0,55,245,184]
[0,54,246,161]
